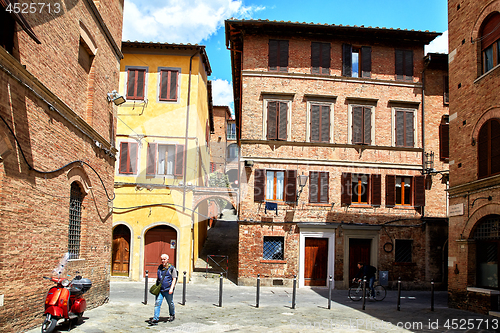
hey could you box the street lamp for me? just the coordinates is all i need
[297,173,308,202]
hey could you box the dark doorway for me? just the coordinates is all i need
[349,238,371,281]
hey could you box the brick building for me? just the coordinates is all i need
[0,1,123,331]
[447,0,500,314]
[226,19,449,289]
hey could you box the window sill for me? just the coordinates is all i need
[467,287,500,295]
[475,63,500,84]
[307,203,331,207]
[389,205,415,210]
[393,262,415,266]
[350,203,373,208]
[260,260,286,264]
[68,258,86,262]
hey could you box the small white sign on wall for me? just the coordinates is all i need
[170,240,176,249]
[449,203,464,217]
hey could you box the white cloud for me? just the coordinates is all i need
[425,30,448,55]
[211,79,234,113]
[123,0,265,44]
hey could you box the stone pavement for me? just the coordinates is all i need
[24,279,500,333]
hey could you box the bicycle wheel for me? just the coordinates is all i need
[348,286,363,301]
[373,285,386,301]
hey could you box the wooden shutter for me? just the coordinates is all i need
[491,120,500,175]
[269,40,278,71]
[170,71,177,100]
[279,40,289,72]
[285,170,297,202]
[363,107,371,145]
[405,111,414,147]
[174,144,184,176]
[481,13,500,50]
[126,70,136,99]
[371,174,381,206]
[254,169,265,202]
[146,143,157,176]
[396,110,404,146]
[320,105,330,142]
[478,123,489,178]
[119,142,129,174]
[319,172,329,203]
[267,101,277,139]
[352,106,363,144]
[160,71,168,100]
[321,43,330,74]
[310,104,320,141]
[309,171,318,203]
[385,175,396,207]
[439,122,449,160]
[395,49,404,80]
[414,175,425,207]
[404,50,413,78]
[341,172,352,206]
[361,46,371,78]
[311,42,320,74]
[278,102,288,140]
[342,44,352,77]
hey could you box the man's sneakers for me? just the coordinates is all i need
[167,315,175,322]
[148,319,159,326]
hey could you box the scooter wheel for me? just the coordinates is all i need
[41,314,57,333]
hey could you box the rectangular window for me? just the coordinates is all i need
[310,104,330,142]
[439,115,449,161]
[269,39,289,72]
[254,169,296,202]
[311,42,330,75]
[126,68,146,100]
[443,76,449,105]
[352,106,372,145]
[263,236,284,260]
[351,174,369,204]
[395,49,413,81]
[267,101,288,141]
[395,239,412,263]
[159,69,178,101]
[395,176,412,205]
[68,182,83,260]
[309,171,329,203]
[0,6,15,54]
[395,109,415,147]
[266,170,285,201]
[119,142,138,174]
[343,44,371,78]
[146,143,184,176]
[341,173,381,206]
[227,121,236,140]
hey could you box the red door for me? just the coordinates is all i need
[144,226,177,278]
[112,225,130,276]
[349,238,371,282]
[304,238,328,286]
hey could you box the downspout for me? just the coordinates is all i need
[183,49,200,212]
[421,57,430,219]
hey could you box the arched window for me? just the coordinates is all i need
[478,119,500,178]
[68,182,84,259]
[480,12,500,74]
[474,215,500,289]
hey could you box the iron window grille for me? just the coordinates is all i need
[395,239,412,263]
[263,236,284,260]
[68,182,83,259]
[474,216,500,240]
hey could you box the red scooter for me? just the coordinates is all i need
[41,274,92,333]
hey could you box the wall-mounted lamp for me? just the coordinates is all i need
[107,90,126,106]
[296,173,308,202]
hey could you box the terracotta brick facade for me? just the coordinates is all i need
[447,0,500,314]
[227,20,449,289]
[0,1,123,331]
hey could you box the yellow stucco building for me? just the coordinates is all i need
[112,42,213,280]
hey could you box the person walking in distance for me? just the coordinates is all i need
[148,254,177,325]
[352,262,377,299]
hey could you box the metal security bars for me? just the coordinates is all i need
[263,236,284,260]
[68,182,83,259]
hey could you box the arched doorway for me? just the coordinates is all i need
[112,224,131,276]
[144,225,177,278]
[474,214,500,289]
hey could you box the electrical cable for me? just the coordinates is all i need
[0,113,115,201]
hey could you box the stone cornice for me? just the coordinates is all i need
[448,174,500,197]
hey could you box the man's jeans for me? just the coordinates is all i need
[368,276,375,297]
[153,290,175,320]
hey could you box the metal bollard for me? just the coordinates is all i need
[431,280,434,311]
[362,277,367,310]
[328,275,332,309]
[182,271,186,305]
[143,270,148,305]
[291,275,297,309]
[397,277,401,311]
[218,273,223,307]
[256,274,260,308]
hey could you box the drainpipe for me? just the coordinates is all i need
[421,56,430,219]
[183,49,200,212]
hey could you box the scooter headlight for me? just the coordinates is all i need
[61,279,70,287]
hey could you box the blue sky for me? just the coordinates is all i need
[122,0,448,111]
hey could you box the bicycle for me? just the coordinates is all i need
[348,279,386,301]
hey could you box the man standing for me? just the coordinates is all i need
[352,262,377,299]
[148,254,177,325]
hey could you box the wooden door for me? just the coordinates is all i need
[304,238,328,286]
[348,238,371,282]
[144,226,177,278]
[112,225,131,276]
